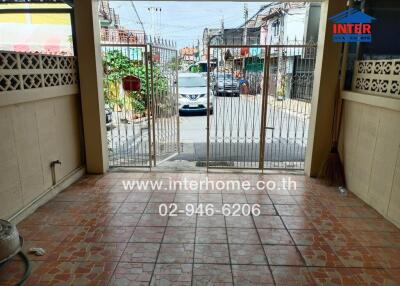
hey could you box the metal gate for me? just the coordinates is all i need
[103,40,179,168]
[206,43,316,170]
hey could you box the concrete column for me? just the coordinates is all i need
[305,0,347,177]
[74,0,108,173]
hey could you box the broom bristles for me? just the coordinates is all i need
[318,150,345,187]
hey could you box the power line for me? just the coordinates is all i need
[237,3,279,28]
[129,1,146,36]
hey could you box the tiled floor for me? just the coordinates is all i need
[1,172,400,285]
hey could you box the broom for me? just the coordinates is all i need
[318,46,346,187]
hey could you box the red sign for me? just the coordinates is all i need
[240,48,249,56]
[152,53,160,62]
[122,76,141,92]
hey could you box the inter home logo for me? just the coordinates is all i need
[329,8,376,43]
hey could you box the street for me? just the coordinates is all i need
[107,95,311,167]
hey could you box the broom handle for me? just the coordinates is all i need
[332,39,349,147]
[334,1,353,145]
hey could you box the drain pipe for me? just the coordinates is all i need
[50,160,62,186]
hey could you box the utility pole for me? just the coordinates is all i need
[220,15,225,42]
[196,39,200,62]
[130,2,146,42]
[243,3,248,45]
[242,4,248,77]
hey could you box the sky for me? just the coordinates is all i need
[109,1,268,48]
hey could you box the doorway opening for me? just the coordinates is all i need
[101,1,320,172]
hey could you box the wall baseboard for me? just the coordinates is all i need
[9,166,86,225]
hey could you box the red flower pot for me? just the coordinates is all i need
[122,76,141,92]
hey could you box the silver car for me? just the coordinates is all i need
[214,73,240,97]
[178,73,213,115]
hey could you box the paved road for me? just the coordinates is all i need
[107,95,311,167]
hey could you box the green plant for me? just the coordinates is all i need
[103,50,168,114]
[277,86,285,99]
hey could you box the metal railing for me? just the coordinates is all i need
[206,43,317,170]
[102,41,179,168]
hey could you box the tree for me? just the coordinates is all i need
[102,50,168,116]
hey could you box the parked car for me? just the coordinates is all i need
[214,73,240,97]
[178,73,213,115]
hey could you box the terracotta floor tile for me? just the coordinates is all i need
[174,193,198,202]
[258,204,277,215]
[19,225,75,242]
[130,227,165,243]
[194,243,230,264]
[369,247,400,268]
[13,173,400,285]
[352,268,399,285]
[0,258,41,286]
[149,193,175,203]
[327,206,360,218]
[109,262,154,285]
[271,266,316,286]
[196,215,225,228]
[138,214,169,227]
[167,214,196,227]
[141,202,161,214]
[232,265,274,285]
[384,268,400,283]
[311,216,344,231]
[229,244,268,265]
[227,227,261,244]
[125,192,152,203]
[19,211,85,226]
[246,194,273,204]
[76,201,123,214]
[118,203,147,214]
[63,226,134,243]
[225,215,255,228]
[267,189,291,196]
[157,243,194,264]
[23,261,79,285]
[301,206,332,218]
[319,229,361,247]
[162,227,195,244]
[52,242,126,262]
[19,240,62,261]
[332,246,383,268]
[196,227,227,244]
[223,194,247,203]
[105,213,141,227]
[281,216,315,230]
[253,215,285,229]
[150,263,192,286]
[357,231,400,248]
[192,264,233,286]
[258,229,294,245]
[198,193,223,203]
[289,229,328,246]
[269,195,297,205]
[121,243,160,263]
[76,213,115,227]
[264,245,304,266]
[95,192,129,203]
[68,261,117,285]
[26,261,116,286]
[298,245,343,267]
[275,205,305,216]
[308,267,359,285]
